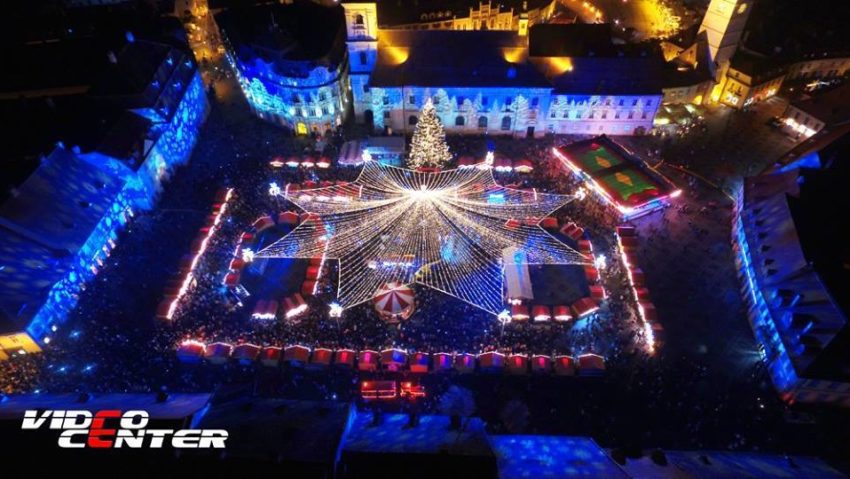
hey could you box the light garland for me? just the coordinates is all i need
[166,188,234,320]
[258,162,588,314]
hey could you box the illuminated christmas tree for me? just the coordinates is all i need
[407,98,452,169]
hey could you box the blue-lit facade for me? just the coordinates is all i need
[137,71,208,207]
[0,47,209,358]
[224,49,350,135]
[216,3,351,135]
[22,168,142,345]
[732,174,850,406]
[342,4,661,137]
[356,86,660,137]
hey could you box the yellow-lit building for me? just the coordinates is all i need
[0,333,41,360]
[786,54,850,83]
[718,50,786,109]
[779,82,850,139]
[379,0,558,34]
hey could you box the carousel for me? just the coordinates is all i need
[372,281,416,321]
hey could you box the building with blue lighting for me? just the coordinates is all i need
[340,3,712,137]
[732,135,850,406]
[215,1,351,135]
[0,39,208,359]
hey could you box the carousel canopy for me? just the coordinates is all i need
[372,281,415,316]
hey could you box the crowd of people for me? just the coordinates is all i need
[0,111,651,395]
[4,70,839,468]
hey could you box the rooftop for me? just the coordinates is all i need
[374,0,554,27]
[741,145,850,381]
[787,159,850,379]
[492,435,629,478]
[545,55,668,96]
[215,1,347,76]
[790,83,850,127]
[0,38,108,96]
[0,392,211,420]
[528,23,616,57]
[0,147,129,254]
[195,398,350,465]
[0,147,131,330]
[342,410,494,457]
[88,40,174,97]
[729,49,787,84]
[370,29,550,88]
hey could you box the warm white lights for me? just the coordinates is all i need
[258,162,587,313]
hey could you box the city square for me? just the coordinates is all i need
[2,0,850,476]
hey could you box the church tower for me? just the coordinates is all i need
[699,0,752,69]
[342,2,379,123]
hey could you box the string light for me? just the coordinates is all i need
[269,182,281,196]
[258,162,589,314]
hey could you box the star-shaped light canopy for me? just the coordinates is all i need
[258,161,588,314]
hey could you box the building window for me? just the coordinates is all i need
[605,99,611,106]
[501,116,511,130]
[433,97,439,105]
[319,92,326,102]
[363,84,370,93]
[563,111,569,118]
[322,106,329,116]
[409,95,416,104]
[292,93,301,104]
[550,110,556,118]
[645,100,653,107]
[359,51,368,65]
[531,97,539,107]
[641,112,648,119]
[632,99,638,106]
[383,96,390,105]
[615,111,620,119]
[478,116,488,128]
[457,96,465,107]
[505,97,513,107]
[618,99,624,106]
[409,115,418,125]
[384,111,391,119]
[455,116,465,126]
[589,111,594,119]
[482,96,488,106]
[601,110,607,119]
[628,111,634,119]
[355,14,364,25]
